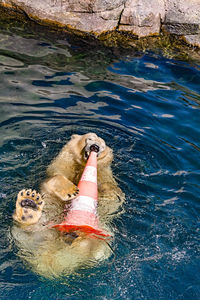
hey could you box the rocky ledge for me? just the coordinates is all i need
[0,0,200,48]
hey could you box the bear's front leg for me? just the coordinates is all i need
[42,175,79,201]
[13,189,44,225]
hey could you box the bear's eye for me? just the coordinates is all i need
[86,137,94,142]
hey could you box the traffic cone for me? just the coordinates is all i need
[53,149,110,238]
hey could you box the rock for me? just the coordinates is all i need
[163,23,200,36]
[164,0,200,35]
[119,0,165,37]
[165,0,200,25]
[0,0,200,48]
[184,34,200,48]
[0,0,125,34]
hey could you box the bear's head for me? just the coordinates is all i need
[68,133,113,166]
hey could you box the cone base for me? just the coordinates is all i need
[53,223,110,238]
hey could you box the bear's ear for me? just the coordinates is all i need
[71,134,80,140]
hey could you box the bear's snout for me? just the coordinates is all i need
[21,199,37,210]
[81,133,107,161]
[84,142,102,159]
[90,144,100,153]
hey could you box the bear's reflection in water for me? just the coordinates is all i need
[12,133,124,278]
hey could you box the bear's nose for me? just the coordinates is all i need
[90,144,100,153]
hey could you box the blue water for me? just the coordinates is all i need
[0,29,200,299]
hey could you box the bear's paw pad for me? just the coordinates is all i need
[13,189,44,225]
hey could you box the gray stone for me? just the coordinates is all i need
[163,0,200,47]
[164,0,200,36]
[119,0,165,37]
[163,23,200,36]
[184,34,200,48]
[0,0,200,47]
[0,0,125,34]
[165,0,200,25]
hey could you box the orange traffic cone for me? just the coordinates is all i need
[53,149,110,238]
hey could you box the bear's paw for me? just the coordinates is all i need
[13,189,44,226]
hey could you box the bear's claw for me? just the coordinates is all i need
[18,189,43,208]
[65,186,79,201]
[13,189,44,226]
[43,175,79,201]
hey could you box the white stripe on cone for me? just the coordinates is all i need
[80,166,97,183]
[71,195,97,213]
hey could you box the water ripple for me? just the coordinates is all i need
[0,29,199,299]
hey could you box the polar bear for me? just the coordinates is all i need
[12,133,124,278]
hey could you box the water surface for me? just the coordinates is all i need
[0,28,200,299]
